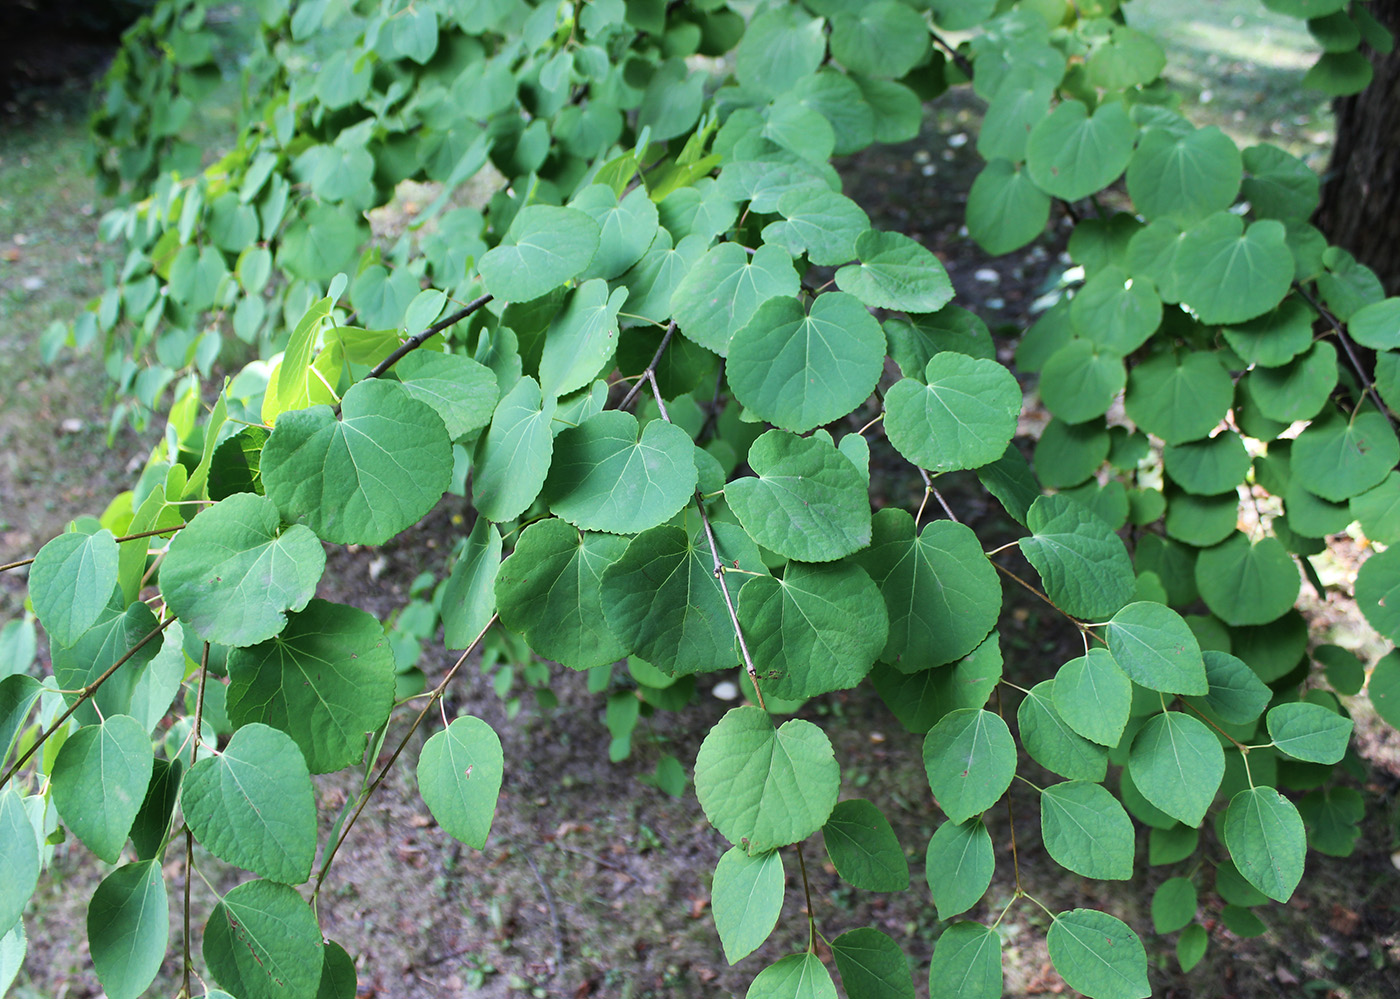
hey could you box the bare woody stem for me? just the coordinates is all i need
[365,294,495,381]
[1293,282,1397,433]
[796,841,817,953]
[182,644,211,999]
[617,320,676,411]
[1,522,187,573]
[646,369,768,710]
[312,614,498,900]
[1,615,177,787]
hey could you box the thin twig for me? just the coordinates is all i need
[0,615,176,786]
[929,28,974,78]
[645,370,766,709]
[1293,282,1396,431]
[312,615,497,899]
[365,295,494,381]
[618,321,676,411]
[796,841,816,954]
[998,687,1023,893]
[1,523,187,573]
[182,643,210,999]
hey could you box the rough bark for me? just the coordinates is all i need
[1314,0,1400,296]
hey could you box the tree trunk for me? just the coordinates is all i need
[1314,0,1400,296]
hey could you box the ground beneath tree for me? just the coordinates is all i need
[5,28,1400,999]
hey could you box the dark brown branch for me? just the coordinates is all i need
[618,321,676,411]
[929,28,974,79]
[365,294,494,381]
[312,614,497,899]
[1293,282,1397,432]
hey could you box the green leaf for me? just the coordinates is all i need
[1123,351,1233,445]
[203,880,323,999]
[1241,144,1321,222]
[966,159,1051,255]
[1347,298,1400,351]
[871,634,1003,733]
[883,353,1020,473]
[830,2,929,77]
[0,787,39,938]
[1173,214,1293,324]
[161,493,325,647]
[51,715,153,863]
[226,599,396,773]
[923,708,1016,823]
[1151,877,1198,934]
[1039,781,1135,880]
[1126,126,1242,226]
[712,846,784,965]
[262,379,452,546]
[975,444,1039,527]
[619,230,709,324]
[1087,24,1166,89]
[737,561,888,699]
[472,376,557,523]
[1267,702,1352,764]
[978,68,1054,163]
[30,528,120,646]
[1105,602,1207,695]
[1298,786,1365,857]
[394,352,499,440]
[1018,495,1135,621]
[835,230,954,313]
[182,723,317,884]
[51,592,162,723]
[538,280,629,399]
[495,518,629,670]
[1071,266,1162,354]
[1177,923,1208,971]
[857,510,1001,669]
[671,243,800,356]
[727,292,885,434]
[1047,909,1150,999]
[761,188,871,267]
[925,818,994,920]
[747,953,838,999]
[695,706,839,853]
[1221,297,1315,368]
[1187,650,1272,725]
[735,6,826,98]
[832,928,915,999]
[1223,787,1306,902]
[1163,431,1249,496]
[88,861,168,999]
[572,185,660,282]
[1039,340,1126,424]
[129,758,182,861]
[1291,407,1400,502]
[822,798,909,891]
[417,715,503,849]
[543,411,697,534]
[441,518,501,650]
[885,306,995,375]
[1194,533,1299,627]
[1052,649,1131,748]
[726,430,871,562]
[0,675,42,769]
[1247,341,1338,423]
[1368,650,1400,728]
[1026,99,1135,202]
[1303,49,1373,95]
[477,205,600,303]
[1035,417,1110,489]
[1127,711,1224,827]
[278,202,367,283]
[928,922,1002,999]
[602,522,761,676]
[1017,681,1108,781]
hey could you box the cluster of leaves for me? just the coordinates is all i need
[6,0,1400,997]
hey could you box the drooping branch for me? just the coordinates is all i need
[312,614,498,899]
[1294,282,1397,432]
[2,522,187,573]
[0,615,177,787]
[364,293,495,381]
[646,370,767,709]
